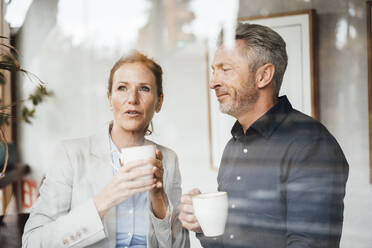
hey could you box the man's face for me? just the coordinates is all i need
[210,40,258,118]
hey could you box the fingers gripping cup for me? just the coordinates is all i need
[120,145,156,180]
[192,192,228,237]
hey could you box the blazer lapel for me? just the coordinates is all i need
[89,123,117,247]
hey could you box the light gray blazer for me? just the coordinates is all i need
[22,125,190,248]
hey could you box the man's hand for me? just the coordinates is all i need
[178,188,203,233]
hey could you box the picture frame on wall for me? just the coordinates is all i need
[206,10,318,170]
[367,1,372,184]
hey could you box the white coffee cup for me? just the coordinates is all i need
[120,145,156,180]
[192,192,228,237]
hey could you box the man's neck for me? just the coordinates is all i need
[236,97,277,133]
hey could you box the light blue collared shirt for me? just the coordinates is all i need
[109,136,149,248]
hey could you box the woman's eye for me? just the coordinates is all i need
[118,85,126,91]
[140,86,150,92]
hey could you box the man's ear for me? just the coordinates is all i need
[255,63,275,89]
[155,94,164,113]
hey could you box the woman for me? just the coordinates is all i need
[22,51,189,247]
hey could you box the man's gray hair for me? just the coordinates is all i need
[234,23,288,96]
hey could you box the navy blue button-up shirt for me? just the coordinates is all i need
[197,96,349,248]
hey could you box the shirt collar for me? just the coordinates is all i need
[108,133,120,153]
[231,95,293,139]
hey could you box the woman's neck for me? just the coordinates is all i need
[110,124,145,149]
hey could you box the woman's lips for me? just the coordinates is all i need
[124,110,142,117]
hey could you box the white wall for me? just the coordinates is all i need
[16,0,371,247]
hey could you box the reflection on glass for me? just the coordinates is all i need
[336,18,348,50]
[4,0,33,28]
[184,0,239,50]
[56,0,152,54]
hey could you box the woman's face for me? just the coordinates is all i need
[108,62,163,134]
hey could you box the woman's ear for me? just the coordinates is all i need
[107,92,113,111]
[155,94,164,113]
[255,63,275,89]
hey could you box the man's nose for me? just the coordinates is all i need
[209,72,221,90]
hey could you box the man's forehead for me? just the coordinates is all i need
[217,40,246,52]
[213,40,247,65]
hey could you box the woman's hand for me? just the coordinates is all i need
[93,159,157,219]
[149,150,168,219]
[150,150,164,196]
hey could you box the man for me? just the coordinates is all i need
[178,23,349,248]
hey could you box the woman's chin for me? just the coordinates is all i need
[119,123,147,134]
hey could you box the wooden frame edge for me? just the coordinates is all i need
[205,43,218,171]
[309,9,319,120]
[238,9,315,22]
[367,1,372,184]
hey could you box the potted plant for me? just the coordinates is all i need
[0,36,51,177]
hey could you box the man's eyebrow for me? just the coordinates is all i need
[211,63,223,69]
[211,63,233,70]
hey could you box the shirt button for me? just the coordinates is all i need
[129,209,133,214]
[236,176,241,181]
[230,234,234,239]
[231,204,235,209]
[243,148,248,153]
[128,232,132,236]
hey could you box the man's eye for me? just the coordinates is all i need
[118,85,126,91]
[140,86,150,92]
[222,68,231,72]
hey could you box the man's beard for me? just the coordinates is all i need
[219,85,258,117]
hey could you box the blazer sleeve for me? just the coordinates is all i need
[22,142,106,248]
[286,137,349,248]
[148,151,190,248]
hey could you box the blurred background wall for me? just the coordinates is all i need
[14,0,371,247]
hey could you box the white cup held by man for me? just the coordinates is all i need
[120,145,156,180]
[192,192,228,237]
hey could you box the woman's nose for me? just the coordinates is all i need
[127,89,139,104]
